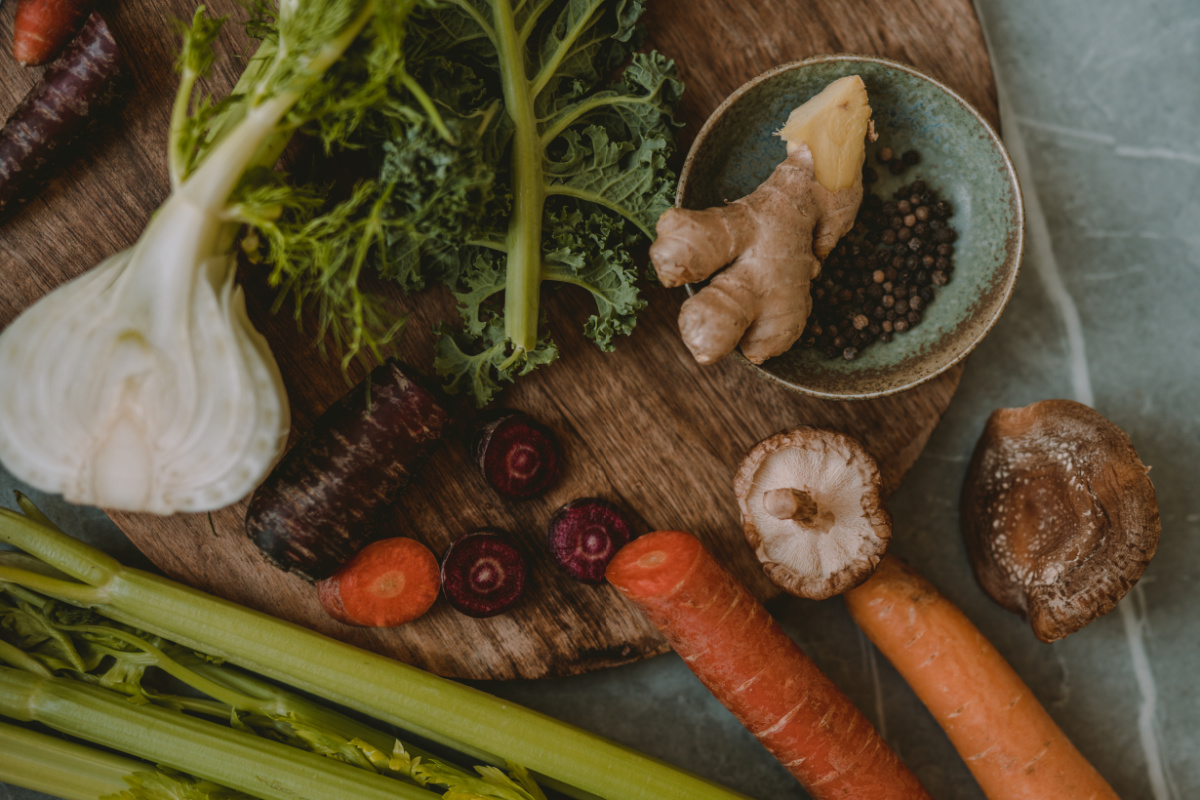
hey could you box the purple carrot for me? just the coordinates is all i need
[547,498,633,583]
[440,529,527,617]
[246,360,451,581]
[473,411,561,499]
[0,12,126,219]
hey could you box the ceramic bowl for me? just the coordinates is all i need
[678,54,1024,399]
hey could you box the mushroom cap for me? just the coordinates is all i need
[961,399,1160,643]
[734,427,891,599]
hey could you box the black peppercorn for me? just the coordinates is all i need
[902,149,920,165]
[932,271,949,286]
[843,346,859,360]
[915,205,931,221]
[889,160,906,175]
[897,227,913,243]
[894,317,910,332]
[911,180,926,195]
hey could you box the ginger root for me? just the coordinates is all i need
[650,75,873,365]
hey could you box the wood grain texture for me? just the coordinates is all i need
[0,0,997,679]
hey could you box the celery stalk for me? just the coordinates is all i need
[0,720,142,800]
[0,666,441,800]
[0,507,751,800]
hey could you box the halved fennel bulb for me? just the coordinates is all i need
[0,225,288,513]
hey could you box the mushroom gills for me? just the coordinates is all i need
[735,426,892,600]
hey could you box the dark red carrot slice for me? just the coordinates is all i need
[607,531,932,800]
[547,498,632,584]
[317,538,440,627]
[473,412,560,499]
[440,529,526,617]
[246,360,451,581]
[0,12,126,220]
[12,0,100,66]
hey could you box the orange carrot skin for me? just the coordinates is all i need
[12,0,100,65]
[607,531,932,800]
[318,538,440,627]
[844,555,1119,800]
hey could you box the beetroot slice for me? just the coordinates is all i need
[440,529,527,617]
[474,412,560,499]
[547,498,633,584]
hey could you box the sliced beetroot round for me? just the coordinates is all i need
[440,529,527,617]
[474,412,561,499]
[547,498,633,584]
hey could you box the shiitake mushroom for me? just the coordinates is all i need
[734,426,892,600]
[961,399,1160,643]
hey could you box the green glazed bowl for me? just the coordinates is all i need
[678,54,1024,399]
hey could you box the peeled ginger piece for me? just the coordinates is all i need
[777,75,873,192]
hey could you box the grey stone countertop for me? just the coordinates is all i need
[2,1,1197,798]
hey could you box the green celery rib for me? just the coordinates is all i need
[0,666,440,800]
[0,509,751,800]
[0,719,139,800]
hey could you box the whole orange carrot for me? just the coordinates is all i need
[607,530,932,800]
[844,555,1120,800]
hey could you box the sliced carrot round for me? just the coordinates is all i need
[318,538,440,627]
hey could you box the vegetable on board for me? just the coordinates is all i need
[371,0,682,406]
[649,75,872,365]
[11,0,99,65]
[474,411,561,499]
[318,537,441,627]
[606,530,932,800]
[246,359,450,581]
[440,529,527,617]
[0,0,436,514]
[844,554,1120,800]
[0,500,752,800]
[547,497,632,583]
[0,12,125,220]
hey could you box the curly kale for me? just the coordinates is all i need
[375,0,682,405]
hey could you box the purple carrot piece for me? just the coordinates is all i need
[473,412,561,499]
[440,529,527,617]
[0,12,126,220]
[547,498,633,583]
[246,360,451,581]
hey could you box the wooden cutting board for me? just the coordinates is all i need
[0,0,997,679]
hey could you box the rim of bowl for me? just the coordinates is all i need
[677,53,1025,401]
